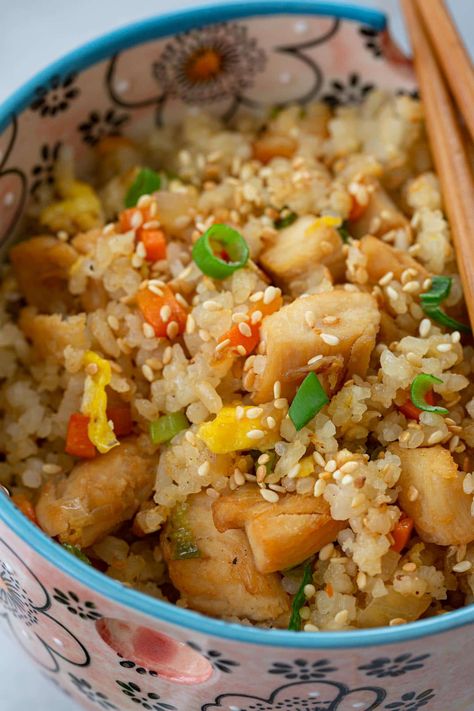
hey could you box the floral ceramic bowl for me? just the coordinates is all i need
[0,3,473,710]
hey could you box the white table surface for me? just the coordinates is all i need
[1,1,472,709]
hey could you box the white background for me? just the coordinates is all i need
[0,1,472,709]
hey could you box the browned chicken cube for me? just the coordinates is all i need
[36,438,156,548]
[10,236,78,313]
[359,235,428,284]
[260,215,345,291]
[390,444,474,546]
[19,308,89,363]
[212,485,345,574]
[253,290,380,402]
[161,492,289,623]
[349,182,411,240]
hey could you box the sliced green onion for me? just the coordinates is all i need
[274,210,297,230]
[420,276,471,332]
[338,221,351,244]
[125,168,161,208]
[62,543,92,566]
[150,412,189,444]
[289,372,329,431]
[410,373,448,415]
[169,503,200,560]
[288,558,313,631]
[192,224,249,279]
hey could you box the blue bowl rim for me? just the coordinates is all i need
[1,0,473,650]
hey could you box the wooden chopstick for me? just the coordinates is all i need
[415,0,474,144]
[401,0,474,331]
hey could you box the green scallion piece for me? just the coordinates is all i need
[289,372,329,431]
[420,276,471,332]
[192,224,249,279]
[125,168,161,208]
[274,211,297,230]
[62,543,92,566]
[338,221,351,244]
[169,503,200,560]
[410,374,448,415]
[150,412,189,444]
[288,558,313,631]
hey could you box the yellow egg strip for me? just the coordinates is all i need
[81,351,118,454]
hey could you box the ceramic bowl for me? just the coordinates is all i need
[0,3,473,710]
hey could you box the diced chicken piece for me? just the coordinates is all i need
[359,235,428,284]
[161,492,289,623]
[260,216,345,291]
[390,444,474,546]
[10,236,78,313]
[212,485,345,573]
[154,190,197,238]
[19,308,90,363]
[286,264,333,298]
[36,438,156,548]
[252,133,297,164]
[253,290,380,402]
[349,182,411,240]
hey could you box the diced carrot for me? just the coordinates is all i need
[252,134,297,164]
[348,194,367,222]
[325,583,334,598]
[95,135,135,155]
[140,228,167,262]
[398,390,436,421]
[65,413,97,459]
[107,406,133,437]
[12,494,38,526]
[137,285,187,338]
[391,514,414,553]
[216,291,283,357]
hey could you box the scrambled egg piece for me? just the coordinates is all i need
[198,406,282,454]
[81,351,118,454]
[40,179,103,234]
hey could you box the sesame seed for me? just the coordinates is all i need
[304,584,316,599]
[203,299,221,311]
[263,286,279,304]
[198,462,210,477]
[402,280,420,293]
[103,222,116,236]
[288,463,301,479]
[319,543,334,561]
[247,429,265,440]
[269,484,286,493]
[419,318,431,338]
[236,406,245,420]
[273,381,281,399]
[185,314,196,334]
[137,194,152,208]
[199,329,211,342]
[378,271,394,286]
[266,416,277,429]
[304,310,315,328]
[303,623,319,632]
[256,465,267,482]
[274,398,287,410]
[451,331,461,343]
[166,321,179,339]
[131,211,143,229]
[160,305,171,322]
[423,278,432,291]
[437,343,452,352]
[313,451,326,467]
[407,485,419,502]
[238,322,252,338]
[163,346,172,364]
[334,610,349,625]
[386,285,399,301]
[326,460,337,473]
[313,479,326,497]
[136,241,146,259]
[307,354,323,366]
[185,431,196,444]
[215,338,231,353]
[260,488,279,503]
[175,293,188,308]
[148,284,164,297]
[453,560,472,573]
[234,470,246,486]
[320,333,340,346]
[251,310,263,324]
[247,407,263,419]
[356,571,367,590]
[42,463,61,474]
[462,473,474,495]
[232,312,247,324]
[86,363,99,375]
[142,364,154,382]
[236,345,247,356]
[206,488,219,499]
[341,474,354,486]
[142,323,155,339]
[403,562,417,572]
[389,618,407,626]
[340,461,358,474]
[258,453,270,465]
[250,291,264,303]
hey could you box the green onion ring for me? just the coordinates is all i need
[410,373,448,415]
[192,224,249,279]
[150,412,189,444]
